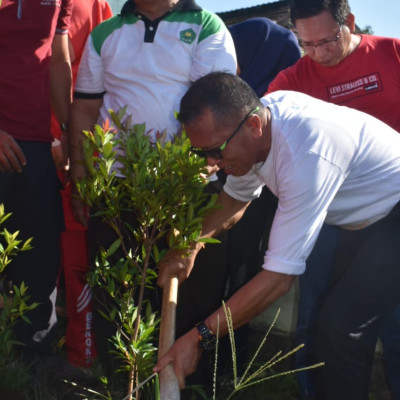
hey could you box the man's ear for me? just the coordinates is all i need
[247,113,263,138]
[345,12,356,33]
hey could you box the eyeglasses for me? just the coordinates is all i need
[299,25,342,50]
[190,106,260,160]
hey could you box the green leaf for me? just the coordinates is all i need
[199,237,221,244]
[107,238,121,257]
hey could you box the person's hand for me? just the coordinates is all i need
[51,132,69,173]
[70,192,89,227]
[51,139,64,170]
[200,164,220,180]
[69,162,89,227]
[153,328,202,389]
[0,130,26,173]
[157,246,199,288]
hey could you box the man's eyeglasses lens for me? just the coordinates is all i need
[299,25,342,50]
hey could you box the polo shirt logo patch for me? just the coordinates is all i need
[180,29,196,44]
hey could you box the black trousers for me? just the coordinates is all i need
[0,141,64,355]
[315,202,400,400]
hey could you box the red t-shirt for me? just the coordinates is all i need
[267,35,400,132]
[69,0,113,87]
[0,0,72,142]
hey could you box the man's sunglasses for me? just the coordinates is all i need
[190,106,260,160]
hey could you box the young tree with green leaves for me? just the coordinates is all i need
[76,109,219,399]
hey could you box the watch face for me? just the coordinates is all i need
[201,334,217,351]
[196,322,217,351]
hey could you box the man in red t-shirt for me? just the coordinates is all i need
[267,1,400,399]
[268,5,400,132]
[0,0,72,361]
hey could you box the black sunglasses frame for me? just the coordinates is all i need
[190,106,260,160]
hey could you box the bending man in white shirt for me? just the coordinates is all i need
[154,71,400,400]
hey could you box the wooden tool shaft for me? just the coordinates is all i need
[158,275,180,400]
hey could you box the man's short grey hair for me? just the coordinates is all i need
[178,72,263,128]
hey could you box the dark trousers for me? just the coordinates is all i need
[314,202,400,400]
[295,224,339,399]
[87,212,149,375]
[0,141,63,354]
[296,224,400,400]
[222,187,277,371]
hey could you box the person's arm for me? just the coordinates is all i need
[50,32,72,168]
[0,130,26,173]
[50,33,72,126]
[157,191,249,287]
[68,97,103,227]
[154,269,295,388]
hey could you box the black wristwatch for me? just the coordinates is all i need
[196,321,217,351]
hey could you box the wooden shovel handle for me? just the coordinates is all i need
[158,275,180,400]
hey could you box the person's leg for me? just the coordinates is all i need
[315,205,400,400]
[379,304,400,400]
[88,209,163,379]
[295,224,340,399]
[0,142,64,356]
[176,233,228,336]
[222,187,277,373]
[88,214,130,375]
[62,228,97,367]
[176,182,229,398]
[225,187,274,296]
[59,173,97,367]
[176,232,228,399]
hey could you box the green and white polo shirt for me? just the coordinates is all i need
[75,0,237,141]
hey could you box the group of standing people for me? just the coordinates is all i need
[1,1,399,400]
